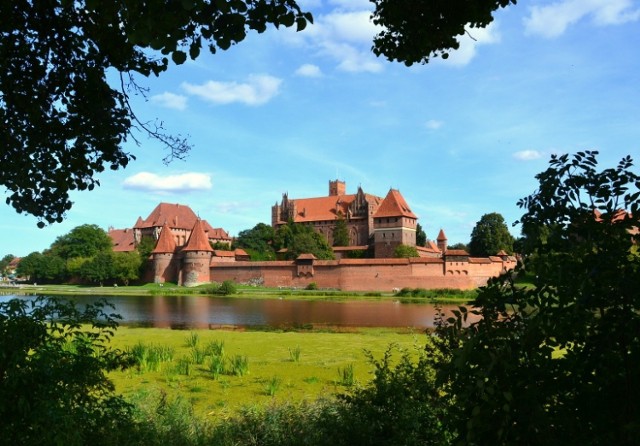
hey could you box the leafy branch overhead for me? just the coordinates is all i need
[0,0,312,226]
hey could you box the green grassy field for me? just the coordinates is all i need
[108,327,424,419]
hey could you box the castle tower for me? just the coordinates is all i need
[151,222,179,283]
[372,189,418,258]
[329,180,346,196]
[181,219,214,287]
[437,229,448,253]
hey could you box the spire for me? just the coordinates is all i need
[151,222,176,254]
[436,229,447,253]
[437,229,447,241]
[373,189,417,218]
[182,219,214,252]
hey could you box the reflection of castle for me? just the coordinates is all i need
[108,183,517,290]
[272,180,425,258]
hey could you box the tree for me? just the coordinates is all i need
[50,224,113,259]
[112,251,142,286]
[274,221,334,260]
[447,242,468,251]
[0,297,137,445]
[81,251,115,285]
[371,0,516,66]
[234,223,276,260]
[438,151,640,445]
[1,1,313,226]
[416,223,427,247]
[468,212,514,256]
[333,214,350,247]
[394,244,419,258]
[0,254,15,277]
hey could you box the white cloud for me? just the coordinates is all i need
[425,119,444,130]
[439,23,502,66]
[513,150,544,161]
[123,172,212,193]
[150,92,187,110]
[281,7,383,73]
[524,0,640,38]
[295,63,323,77]
[181,74,282,106]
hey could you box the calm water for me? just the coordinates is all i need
[0,294,477,329]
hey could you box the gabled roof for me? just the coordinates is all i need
[134,202,200,230]
[182,219,214,252]
[297,253,317,260]
[285,193,382,223]
[496,249,508,256]
[437,229,447,241]
[374,189,417,218]
[108,228,136,252]
[152,223,177,254]
[134,202,231,240]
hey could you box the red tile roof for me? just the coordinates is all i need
[297,253,317,260]
[108,228,136,252]
[374,189,417,218]
[445,249,469,256]
[213,250,235,257]
[182,219,214,252]
[152,223,177,254]
[134,202,230,240]
[287,193,382,223]
[437,229,447,241]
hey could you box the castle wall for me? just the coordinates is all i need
[153,253,180,284]
[208,257,516,292]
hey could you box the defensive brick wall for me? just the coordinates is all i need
[209,256,516,292]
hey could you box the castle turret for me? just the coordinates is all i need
[437,229,448,253]
[372,189,418,258]
[181,219,214,287]
[329,179,346,196]
[151,222,179,284]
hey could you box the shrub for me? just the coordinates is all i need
[218,280,237,295]
[306,282,318,290]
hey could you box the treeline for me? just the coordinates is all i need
[16,224,144,285]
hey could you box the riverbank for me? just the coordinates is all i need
[1,282,476,303]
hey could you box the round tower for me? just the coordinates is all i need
[181,219,214,287]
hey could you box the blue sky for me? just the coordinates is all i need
[3,0,640,257]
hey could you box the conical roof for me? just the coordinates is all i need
[374,189,417,218]
[437,229,447,241]
[151,222,176,254]
[182,219,214,252]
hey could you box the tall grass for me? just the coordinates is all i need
[337,363,355,387]
[185,332,199,348]
[288,345,301,362]
[229,355,249,377]
[128,342,175,372]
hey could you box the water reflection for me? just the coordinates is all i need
[0,294,479,330]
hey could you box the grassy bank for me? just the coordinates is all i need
[108,327,423,418]
[3,282,475,302]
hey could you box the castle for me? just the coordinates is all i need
[109,182,516,290]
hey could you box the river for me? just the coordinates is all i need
[0,294,477,329]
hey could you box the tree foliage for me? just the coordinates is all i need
[371,0,517,66]
[416,223,427,247]
[50,224,113,259]
[393,244,419,258]
[0,0,312,225]
[234,223,276,260]
[333,214,350,247]
[438,151,640,445]
[0,254,15,277]
[0,297,137,445]
[274,221,334,260]
[468,212,514,256]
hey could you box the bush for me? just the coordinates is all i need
[217,280,237,295]
[0,297,139,445]
[306,282,318,290]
